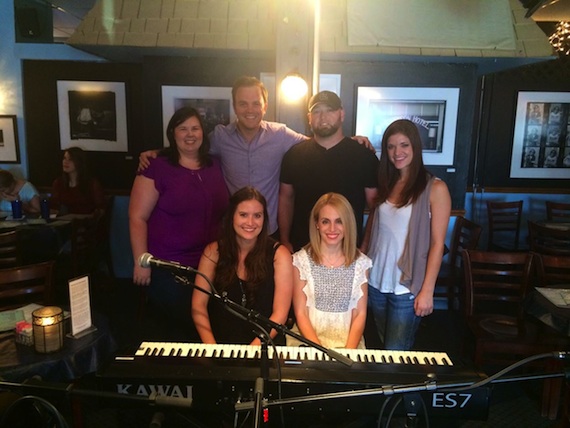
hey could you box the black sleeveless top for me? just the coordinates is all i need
[208,240,283,344]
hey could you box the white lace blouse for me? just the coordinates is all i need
[289,248,372,349]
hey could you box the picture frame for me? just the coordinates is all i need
[57,80,128,152]
[510,91,570,179]
[355,86,460,165]
[0,115,20,163]
[161,86,236,147]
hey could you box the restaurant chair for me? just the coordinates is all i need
[0,261,55,311]
[486,200,523,251]
[528,220,570,256]
[70,214,101,277]
[0,230,22,268]
[434,216,482,310]
[462,250,569,419]
[462,250,568,365]
[545,201,570,222]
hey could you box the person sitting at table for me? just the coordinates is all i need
[0,170,40,215]
[191,186,293,345]
[130,106,229,341]
[51,147,106,216]
[289,192,371,349]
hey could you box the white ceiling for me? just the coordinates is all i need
[47,0,570,43]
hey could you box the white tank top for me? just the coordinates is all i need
[369,200,412,295]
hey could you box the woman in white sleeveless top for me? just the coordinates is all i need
[362,119,451,350]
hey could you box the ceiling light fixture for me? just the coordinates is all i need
[549,21,570,55]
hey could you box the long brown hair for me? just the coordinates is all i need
[215,187,272,304]
[62,147,92,195]
[376,119,431,208]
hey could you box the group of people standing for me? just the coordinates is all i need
[129,76,451,351]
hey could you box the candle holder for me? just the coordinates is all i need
[32,306,64,353]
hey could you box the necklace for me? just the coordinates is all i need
[321,253,344,268]
[238,278,247,307]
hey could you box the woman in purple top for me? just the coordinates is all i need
[129,106,229,340]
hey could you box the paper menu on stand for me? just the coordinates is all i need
[68,276,97,337]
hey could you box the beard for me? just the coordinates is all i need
[312,123,340,138]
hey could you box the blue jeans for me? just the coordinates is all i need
[368,285,421,350]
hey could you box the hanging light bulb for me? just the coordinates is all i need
[280,73,308,102]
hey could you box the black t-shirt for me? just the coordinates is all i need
[280,137,378,250]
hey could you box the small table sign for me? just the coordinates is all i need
[68,275,97,339]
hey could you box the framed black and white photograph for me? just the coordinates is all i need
[0,115,20,163]
[57,80,128,152]
[355,87,460,165]
[161,86,236,147]
[510,91,570,178]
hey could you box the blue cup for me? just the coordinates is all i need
[11,199,22,219]
[40,198,50,220]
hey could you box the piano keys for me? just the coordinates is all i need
[96,342,490,421]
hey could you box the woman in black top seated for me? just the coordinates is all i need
[192,186,293,345]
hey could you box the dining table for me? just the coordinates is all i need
[0,213,92,264]
[528,286,570,336]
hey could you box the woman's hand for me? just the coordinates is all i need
[133,265,151,286]
[414,288,433,317]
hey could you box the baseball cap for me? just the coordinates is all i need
[308,91,342,112]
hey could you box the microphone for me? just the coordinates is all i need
[138,252,196,273]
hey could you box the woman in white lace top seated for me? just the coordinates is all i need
[290,192,372,349]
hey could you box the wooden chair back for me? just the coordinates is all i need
[70,214,100,277]
[0,261,55,311]
[546,201,570,221]
[462,250,533,321]
[434,217,482,310]
[486,200,523,251]
[0,230,22,268]
[447,216,482,268]
[528,220,570,256]
[533,252,570,288]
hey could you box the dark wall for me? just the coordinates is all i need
[321,60,478,210]
[473,57,570,191]
[23,60,143,192]
[140,56,275,152]
[23,56,476,206]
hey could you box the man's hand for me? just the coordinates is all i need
[138,150,160,172]
[351,135,375,152]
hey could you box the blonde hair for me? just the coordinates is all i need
[306,192,358,266]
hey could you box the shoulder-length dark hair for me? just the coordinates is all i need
[62,147,91,194]
[215,186,272,303]
[162,106,211,167]
[376,119,432,208]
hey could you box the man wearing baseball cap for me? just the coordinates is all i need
[279,91,379,252]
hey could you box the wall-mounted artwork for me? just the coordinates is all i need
[0,115,20,163]
[161,86,236,147]
[57,80,128,152]
[355,87,460,165]
[510,91,570,179]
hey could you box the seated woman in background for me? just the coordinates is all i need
[192,186,293,345]
[130,106,229,341]
[51,147,106,215]
[290,193,371,349]
[0,170,40,215]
